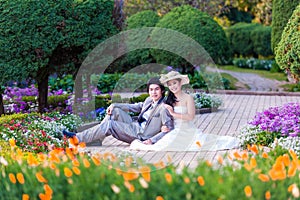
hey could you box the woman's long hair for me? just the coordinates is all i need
[164,78,181,107]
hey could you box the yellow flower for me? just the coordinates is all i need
[9,138,16,147]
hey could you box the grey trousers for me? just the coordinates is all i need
[76,108,142,144]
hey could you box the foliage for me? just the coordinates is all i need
[271,0,299,51]
[0,0,118,112]
[226,23,272,58]
[0,112,82,153]
[1,142,300,199]
[151,5,232,68]
[239,103,300,155]
[275,4,300,83]
[111,10,161,72]
[233,58,274,70]
[49,75,74,93]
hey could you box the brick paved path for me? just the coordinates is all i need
[85,93,300,169]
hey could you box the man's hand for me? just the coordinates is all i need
[161,125,170,132]
[106,104,114,115]
[142,139,152,145]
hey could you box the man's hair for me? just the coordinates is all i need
[147,77,165,96]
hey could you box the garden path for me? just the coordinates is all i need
[208,67,290,92]
[84,93,300,169]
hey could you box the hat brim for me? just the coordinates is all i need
[160,74,189,86]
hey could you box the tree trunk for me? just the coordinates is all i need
[37,75,49,113]
[112,0,125,30]
[86,75,92,99]
[74,73,83,104]
[0,93,4,115]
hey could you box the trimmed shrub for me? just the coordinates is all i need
[271,0,299,51]
[151,5,232,69]
[111,10,161,72]
[275,4,300,82]
[233,58,274,70]
[226,23,272,58]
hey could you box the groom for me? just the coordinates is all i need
[63,77,174,145]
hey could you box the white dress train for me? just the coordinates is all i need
[130,106,240,151]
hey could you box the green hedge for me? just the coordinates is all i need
[226,23,272,58]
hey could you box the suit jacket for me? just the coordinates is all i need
[113,97,174,140]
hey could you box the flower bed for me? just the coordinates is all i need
[0,113,82,153]
[0,141,299,199]
[239,102,300,155]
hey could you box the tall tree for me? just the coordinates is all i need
[0,0,118,113]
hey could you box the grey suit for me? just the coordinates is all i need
[76,97,174,144]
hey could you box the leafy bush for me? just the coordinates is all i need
[275,3,300,82]
[152,5,232,68]
[49,74,74,92]
[226,23,272,58]
[233,58,274,70]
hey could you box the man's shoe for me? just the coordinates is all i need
[62,130,76,138]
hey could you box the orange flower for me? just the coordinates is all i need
[184,177,190,184]
[250,145,259,154]
[196,141,201,147]
[206,160,212,167]
[64,167,73,178]
[250,157,257,168]
[27,153,39,166]
[72,167,81,175]
[197,176,205,186]
[288,184,296,192]
[156,196,164,200]
[258,174,270,182]
[83,158,90,168]
[78,142,86,148]
[125,156,133,167]
[124,181,135,192]
[91,156,101,166]
[244,163,252,171]
[16,172,25,184]
[244,185,252,197]
[282,154,290,166]
[69,137,79,146]
[22,194,30,200]
[265,190,271,200]
[241,152,248,160]
[139,166,151,182]
[36,172,47,183]
[44,184,53,196]
[262,152,268,159]
[233,151,242,159]
[165,173,172,183]
[72,159,80,167]
[217,155,223,165]
[123,169,139,181]
[9,173,16,184]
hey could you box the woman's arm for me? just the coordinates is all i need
[165,95,195,121]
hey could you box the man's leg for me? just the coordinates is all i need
[75,108,135,144]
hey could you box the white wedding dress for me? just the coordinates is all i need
[130,106,240,151]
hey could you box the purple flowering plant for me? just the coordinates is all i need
[239,102,300,155]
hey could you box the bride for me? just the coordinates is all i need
[130,71,240,151]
